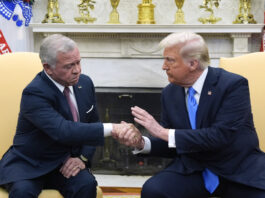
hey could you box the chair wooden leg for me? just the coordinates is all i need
[97,186,103,198]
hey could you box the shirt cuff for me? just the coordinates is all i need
[103,123,112,137]
[132,136,151,154]
[168,129,176,148]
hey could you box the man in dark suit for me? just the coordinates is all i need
[119,32,265,197]
[0,34,140,198]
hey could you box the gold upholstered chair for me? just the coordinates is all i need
[219,52,265,152]
[0,52,103,198]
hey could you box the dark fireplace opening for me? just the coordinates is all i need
[91,87,171,175]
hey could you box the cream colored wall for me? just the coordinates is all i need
[31,0,264,24]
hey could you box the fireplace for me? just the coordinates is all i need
[91,87,171,175]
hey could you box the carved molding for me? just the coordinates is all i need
[230,33,252,56]
[32,24,263,58]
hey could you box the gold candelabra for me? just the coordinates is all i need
[137,0,156,24]
[198,0,221,24]
[42,0,64,23]
[233,0,256,24]
[74,0,96,24]
[107,0,120,24]
[174,0,186,24]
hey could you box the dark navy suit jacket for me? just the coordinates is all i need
[149,67,265,190]
[0,71,104,185]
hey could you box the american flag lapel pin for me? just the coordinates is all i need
[78,85,82,89]
[208,91,212,95]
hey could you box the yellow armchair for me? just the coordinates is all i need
[0,52,102,198]
[219,52,265,152]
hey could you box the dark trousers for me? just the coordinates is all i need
[4,167,97,198]
[141,170,265,198]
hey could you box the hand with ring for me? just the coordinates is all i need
[60,157,86,178]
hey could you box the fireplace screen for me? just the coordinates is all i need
[91,88,171,175]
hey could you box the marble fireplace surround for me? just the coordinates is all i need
[31,24,263,88]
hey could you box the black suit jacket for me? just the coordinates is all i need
[0,71,104,185]
[149,67,265,190]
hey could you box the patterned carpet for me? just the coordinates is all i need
[101,186,141,198]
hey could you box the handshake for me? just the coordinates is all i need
[110,106,167,150]
[112,122,144,150]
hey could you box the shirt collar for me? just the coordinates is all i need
[192,67,208,95]
[185,67,208,95]
[44,70,74,94]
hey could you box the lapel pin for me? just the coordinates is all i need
[208,91,212,95]
[78,85,82,89]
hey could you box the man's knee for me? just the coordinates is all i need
[65,171,97,198]
[77,178,97,197]
[9,181,41,198]
[141,177,164,198]
[79,176,97,194]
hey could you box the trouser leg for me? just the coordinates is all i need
[7,179,43,198]
[223,180,265,198]
[46,168,97,198]
[141,170,210,198]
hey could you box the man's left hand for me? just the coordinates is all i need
[60,157,85,178]
[131,106,169,141]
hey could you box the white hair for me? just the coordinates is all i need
[159,32,210,69]
[39,34,77,68]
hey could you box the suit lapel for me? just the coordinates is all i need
[40,71,62,95]
[180,87,191,128]
[40,71,73,121]
[196,67,219,128]
[173,85,191,128]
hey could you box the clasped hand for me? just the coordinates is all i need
[60,157,85,178]
[112,122,144,149]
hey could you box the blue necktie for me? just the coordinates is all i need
[187,87,219,194]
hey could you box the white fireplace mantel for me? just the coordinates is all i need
[30,24,263,88]
[31,23,263,57]
[30,24,264,34]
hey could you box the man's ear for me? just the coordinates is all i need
[189,60,199,71]
[43,63,53,75]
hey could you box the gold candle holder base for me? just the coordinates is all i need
[198,15,221,24]
[174,0,186,24]
[107,0,120,24]
[107,10,120,24]
[75,16,96,24]
[233,0,256,24]
[174,10,186,24]
[137,1,156,24]
[42,0,64,23]
[42,17,64,24]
